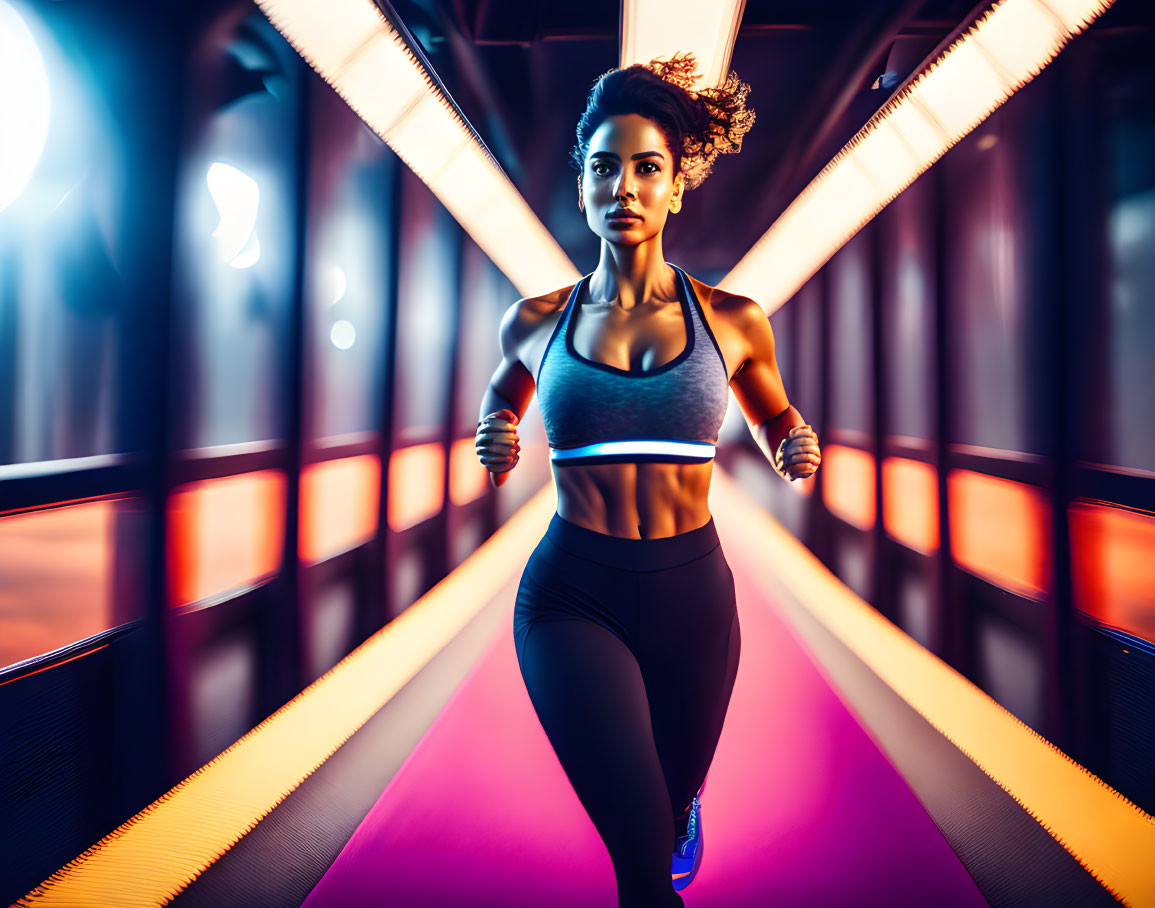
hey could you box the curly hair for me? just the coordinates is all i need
[570,52,755,191]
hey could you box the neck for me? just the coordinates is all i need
[590,236,676,310]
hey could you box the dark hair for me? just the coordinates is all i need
[570,52,755,190]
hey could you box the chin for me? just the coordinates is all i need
[603,234,647,247]
[597,225,656,244]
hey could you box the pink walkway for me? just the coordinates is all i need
[301,526,989,907]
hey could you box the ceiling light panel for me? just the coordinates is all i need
[256,0,578,298]
[620,0,747,89]
[720,0,1116,313]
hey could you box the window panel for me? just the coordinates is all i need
[947,469,1051,600]
[0,497,145,671]
[299,454,380,564]
[393,168,459,445]
[827,226,873,436]
[1087,66,1155,472]
[942,106,1045,454]
[167,470,287,607]
[881,173,936,442]
[792,277,823,431]
[0,2,169,465]
[305,80,396,442]
[171,11,303,449]
[1069,501,1155,645]
[457,238,516,437]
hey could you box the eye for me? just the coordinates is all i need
[590,161,612,176]
[638,161,660,173]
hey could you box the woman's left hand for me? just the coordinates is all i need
[775,425,821,482]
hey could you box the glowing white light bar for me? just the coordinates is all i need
[551,440,716,464]
[253,0,578,298]
[620,0,746,90]
[720,0,1116,313]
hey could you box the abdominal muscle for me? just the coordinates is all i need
[552,458,715,539]
[526,273,737,540]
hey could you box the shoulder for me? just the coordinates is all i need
[498,282,578,355]
[684,273,767,330]
[682,272,773,377]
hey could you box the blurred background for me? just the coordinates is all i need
[1,0,1152,904]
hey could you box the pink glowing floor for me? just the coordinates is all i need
[301,528,988,908]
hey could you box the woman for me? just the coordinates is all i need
[475,54,821,907]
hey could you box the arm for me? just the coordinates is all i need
[476,298,538,489]
[728,297,821,482]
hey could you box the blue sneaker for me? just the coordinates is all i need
[671,795,703,891]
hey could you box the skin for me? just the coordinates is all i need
[476,112,821,539]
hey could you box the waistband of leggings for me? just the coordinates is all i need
[545,511,720,572]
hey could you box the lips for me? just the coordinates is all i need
[607,210,642,220]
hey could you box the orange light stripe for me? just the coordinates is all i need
[1069,500,1155,645]
[448,436,489,506]
[0,500,119,668]
[821,444,876,530]
[882,456,939,553]
[167,471,287,607]
[299,454,381,564]
[387,442,446,531]
[947,469,1050,599]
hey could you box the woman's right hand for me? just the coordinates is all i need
[476,408,520,474]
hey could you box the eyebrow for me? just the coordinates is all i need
[589,151,665,161]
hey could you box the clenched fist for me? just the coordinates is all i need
[775,425,821,482]
[476,408,521,475]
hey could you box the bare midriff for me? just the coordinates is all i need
[552,458,715,539]
[525,271,742,540]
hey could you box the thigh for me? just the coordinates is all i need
[513,541,689,906]
[514,536,638,668]
[514,544,665,831]
[517,616,679,886]
[518,616,664,799]
[637,546,741,807]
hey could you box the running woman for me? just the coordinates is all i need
[475,53,821,908]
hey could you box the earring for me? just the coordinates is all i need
[577,178,584,212]
[670,198,681,214]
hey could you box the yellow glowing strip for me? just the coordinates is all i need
[14,482,558,907]
[252,0,577,299]
[719,0,1116,312]
[708,467,1155,906]
[620,0,746,90]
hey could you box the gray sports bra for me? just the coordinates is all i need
[536,263,730,466]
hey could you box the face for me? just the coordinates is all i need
[580,113,685,244]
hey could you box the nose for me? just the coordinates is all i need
[613,168,637,201]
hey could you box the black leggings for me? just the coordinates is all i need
[514,512,741,908]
